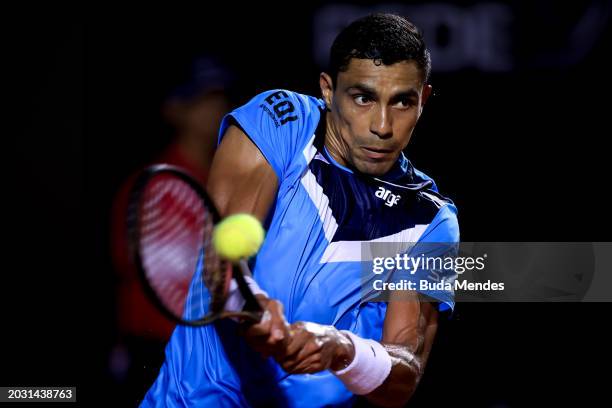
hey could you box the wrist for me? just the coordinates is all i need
[331,331,392,395]
[331,330,356,371]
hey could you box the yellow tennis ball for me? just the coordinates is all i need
[212,213,265,261]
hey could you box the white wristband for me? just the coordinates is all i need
[332,331,392,395]
[223,276,268,312]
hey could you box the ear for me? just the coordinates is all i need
[418,84,432,116]
[421,84,432,106]
[319,72,334,110]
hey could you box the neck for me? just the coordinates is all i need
[323,111,350,167]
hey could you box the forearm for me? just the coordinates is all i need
[331,331,424,408]
[365,344,422,408]
[277,320,429,407]
[362,293,438,406]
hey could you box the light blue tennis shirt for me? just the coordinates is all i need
[142,90,459,407]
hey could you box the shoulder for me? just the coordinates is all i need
[229,89,324,129]
[409,165,459,242]
[417,189,459,243]
[218,90,325,180]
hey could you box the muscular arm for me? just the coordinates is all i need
[365,292,439,407]
[207,123,289,352]
[206,123,278,219]
[281,291,439,407]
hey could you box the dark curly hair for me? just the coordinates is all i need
[329,13,431,85]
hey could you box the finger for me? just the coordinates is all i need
[284,326,311,358]
[281,338,322,371]
[244,309,272,338]
[256,303,286,347]
[268,318,288,344]
[287,353,325,374]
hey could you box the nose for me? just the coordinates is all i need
[370,105,393,139]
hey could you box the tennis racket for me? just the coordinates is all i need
[126,164,263,326]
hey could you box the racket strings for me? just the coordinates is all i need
[138,175,213,318]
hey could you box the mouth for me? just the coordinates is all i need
[361,146,394,161]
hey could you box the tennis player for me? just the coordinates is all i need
[142,13,459,407]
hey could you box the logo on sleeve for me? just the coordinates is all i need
[259,90,298,127]
[375,186,401,207]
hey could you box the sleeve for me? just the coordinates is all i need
[408,203,460,312]
[218,89,324,181]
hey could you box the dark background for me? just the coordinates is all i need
[5,1,612,406]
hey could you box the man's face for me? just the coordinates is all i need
[322,59,431,176]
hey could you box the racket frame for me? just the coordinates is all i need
[127,164,262,326]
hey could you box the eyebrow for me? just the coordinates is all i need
[347,83,420,101]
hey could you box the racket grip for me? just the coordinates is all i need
[234,261,263,313]
[238,259,254,278]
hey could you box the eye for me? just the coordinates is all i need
[393,97,415,109]
[353,94,373,106]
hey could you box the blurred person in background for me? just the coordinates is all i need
[109,55,233,403]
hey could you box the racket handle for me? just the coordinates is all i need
[234,260,263,313]
[238,259,254,278]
